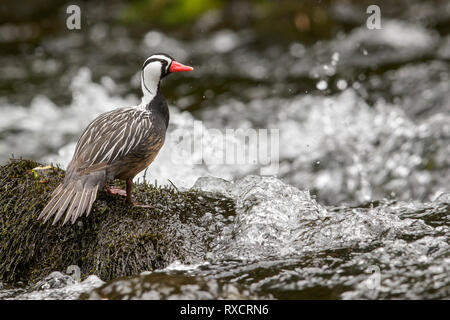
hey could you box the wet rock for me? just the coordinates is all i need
[193,176,235,198]
[164,177,450,299]
[33,271,76,291]
[0,159,236,284]
[339,235,450,299]
[80,182,449,300]
[81,272,267,300]
[7,274,104,300]
[2,163,448,299]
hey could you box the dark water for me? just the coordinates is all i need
[0,0,449,299]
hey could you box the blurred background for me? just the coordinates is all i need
[1,0,450,301]
[0,0,449,205]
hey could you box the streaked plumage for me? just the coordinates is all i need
[39,53,193,225]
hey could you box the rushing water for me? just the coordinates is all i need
[0,0,449,299]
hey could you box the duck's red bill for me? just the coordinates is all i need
[169,61,194,72]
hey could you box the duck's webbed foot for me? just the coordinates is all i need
[132,202,153,208]
[125,178,153,208]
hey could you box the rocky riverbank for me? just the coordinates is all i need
[0,159,234,284]
[1,158,449,299]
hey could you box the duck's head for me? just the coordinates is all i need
[141,53,193,95]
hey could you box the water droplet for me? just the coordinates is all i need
[316,80,328,91]
[331,52,340,65]
[336,79,348,90]
[352,81,361,90]
[289,42,305,58]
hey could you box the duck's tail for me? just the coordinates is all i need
[38,172,104,225]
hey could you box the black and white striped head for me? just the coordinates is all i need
[141,53,193,97]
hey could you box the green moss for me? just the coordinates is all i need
[0,159,235,284]
[120,0,223,27]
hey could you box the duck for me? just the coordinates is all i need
[38,53,193,225]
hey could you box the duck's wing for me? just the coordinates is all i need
[70,107,153,175]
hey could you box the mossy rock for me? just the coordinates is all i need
[0,159,235,284]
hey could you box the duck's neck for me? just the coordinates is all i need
[139,72,160,109]
[137,72,169,128]
[148,90,169,128]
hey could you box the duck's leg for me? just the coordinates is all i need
[126,178,133,204]
[126,177,153,208]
